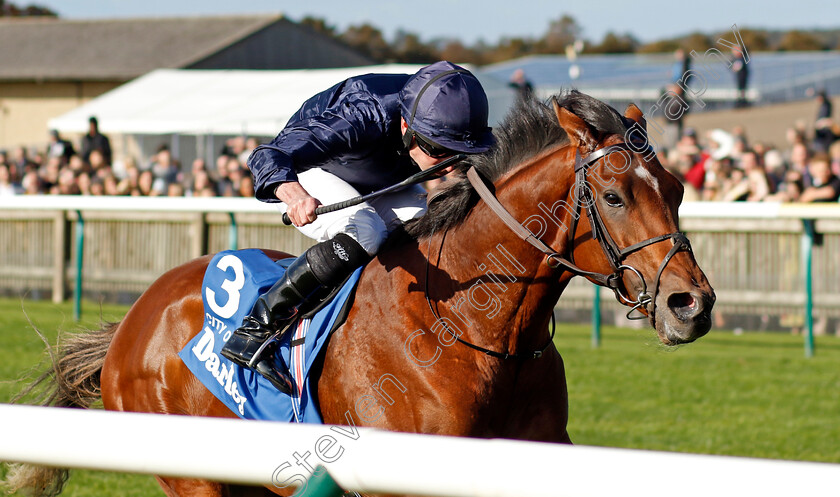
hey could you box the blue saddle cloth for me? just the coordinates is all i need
[178,249,362,424]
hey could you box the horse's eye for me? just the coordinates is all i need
[604,192,624,207]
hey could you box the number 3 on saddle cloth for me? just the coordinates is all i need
[178,249,362,423]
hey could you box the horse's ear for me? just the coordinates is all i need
[553,97,596,153]
[624,103,647,130]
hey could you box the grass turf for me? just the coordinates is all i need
[0,298,838,496]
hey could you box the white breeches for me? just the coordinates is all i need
[277,168,427,255]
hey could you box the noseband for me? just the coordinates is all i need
[467,141,692,324]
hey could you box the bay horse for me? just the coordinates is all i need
[5,92,714,497]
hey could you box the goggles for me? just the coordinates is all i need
[415,134,456,159]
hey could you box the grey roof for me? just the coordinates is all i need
[0,14,369,81]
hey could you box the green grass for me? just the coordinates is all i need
[1,298,839,496]
[0,299,161,497]
[558,324,840,462]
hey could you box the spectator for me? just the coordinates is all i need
[77,172,92,196]
[240,137,260,165]
[829,141,840,176]
[20,170,44,195]
[88,149,109,175]
[167,182,185,197]
[89,176,105,196]
[800,153,840,202]
[56,168,79,195]
[816,88,833,120]
[508,68,534,101]
[117,164,141,195]
[181,157,208,191]
[80,116,112,165]
[726,149,770,202]
[0,164,17,195]
[148,144,180,195]
[46,129,75,163]
[730,45,749,108]
[766,170,804,202]
[215,155,235,196]
[664,48,691,138]
[789,143,812,185]
[9,146,34,182]
[102,173,120,195]
[40,157,61,192]
[239,174,255,198]
[67,154,88,174]
[135,170,156,196]
[763,149,786,191]
[188,170,216,197]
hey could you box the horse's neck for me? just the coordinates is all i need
[421,151,578,356]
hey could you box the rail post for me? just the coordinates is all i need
[801,219,816,358]
[291,466,345,497]
[229,212,239,250]
[592,284,602,348]
[73,210,84,322]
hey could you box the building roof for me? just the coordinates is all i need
[483,52,840,109]
[47,66,515,136]
[0,14,369,81]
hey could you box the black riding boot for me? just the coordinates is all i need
[220,233,370,394]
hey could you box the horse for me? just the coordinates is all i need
[4,91,714,497]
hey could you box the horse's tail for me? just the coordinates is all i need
[1,321,119,497]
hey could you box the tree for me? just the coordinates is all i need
[392,30,438,63]
[439,40,483,65]
[681,32,713,54]
[341,23,393,62]
[0,1,57,16]
[540,14,582,54]
[300,16,336,38]
[586,31,638,54]
[484,37,535,64]
[637,39,682,54]
[736,28,770,52]
[777,30,825,51]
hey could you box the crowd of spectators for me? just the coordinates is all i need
[2,97,840,204]
[661,91,840,204]
[0,117,258,199]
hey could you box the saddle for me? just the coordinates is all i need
[178,249,362,423]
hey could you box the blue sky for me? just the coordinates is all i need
[38,0,840,45]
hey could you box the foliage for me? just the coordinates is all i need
[0,0,57,17]
[295,12,840,66]
[777,30,826,51]
[585,32,639,54]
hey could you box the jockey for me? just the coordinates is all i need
[221,61,496,393]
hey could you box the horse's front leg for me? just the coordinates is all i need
[503,349,572,443]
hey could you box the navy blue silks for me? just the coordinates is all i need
[248,62,495,202]
[249,73,419,200]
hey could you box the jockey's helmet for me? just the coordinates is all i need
[400,61,495,155]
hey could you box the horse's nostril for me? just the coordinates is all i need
[668,292,699,321]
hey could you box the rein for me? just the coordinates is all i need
[466,141,692,325]
[424,232,556,361]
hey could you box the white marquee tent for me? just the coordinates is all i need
[48,65,516,167]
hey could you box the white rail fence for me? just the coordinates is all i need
[1,404,838,497]
[1,197,839,325]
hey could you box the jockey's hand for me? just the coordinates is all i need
[275,182,322,227]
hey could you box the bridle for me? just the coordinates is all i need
[422,138,692,362]
[466,140,692,325]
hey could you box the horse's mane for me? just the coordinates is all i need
[403,90,631,240]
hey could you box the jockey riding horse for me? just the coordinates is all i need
[222,62,496,392]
